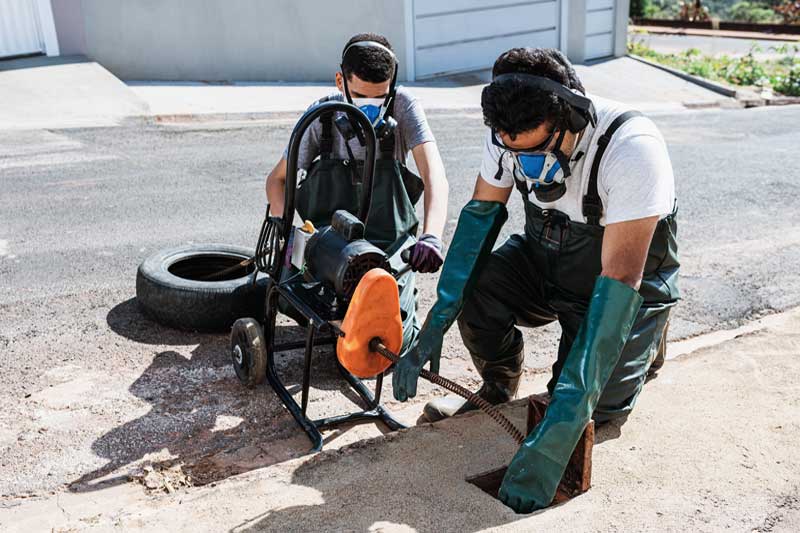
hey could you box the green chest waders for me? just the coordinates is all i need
[519,112,679,399]
[294,112,425,350]
[498,111,681,512]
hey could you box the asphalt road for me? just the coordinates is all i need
[1,105,799,497]
[3,107,799,334]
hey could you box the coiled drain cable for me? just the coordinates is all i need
[369,338,525,444]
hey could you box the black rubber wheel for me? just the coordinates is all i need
[136,244,267,332]
[230,318,267,388]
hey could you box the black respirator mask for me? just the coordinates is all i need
[489,74,597,203]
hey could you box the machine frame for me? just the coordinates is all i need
[238,101,406,451]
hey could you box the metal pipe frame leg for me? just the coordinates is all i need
[263,285,407,451]
[300,325,315,417]
[264,286,324,452]
[329,360,407,432]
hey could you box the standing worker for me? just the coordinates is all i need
[392,48,679,512]
[266,33,449,351]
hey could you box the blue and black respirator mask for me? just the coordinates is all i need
[352,97,392,132]
[493,128,577,203]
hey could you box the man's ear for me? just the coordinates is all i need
[335,72,344,93]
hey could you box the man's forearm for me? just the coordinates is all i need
[265,157,288,216]
[266,178,285,216]
[421,175,448,237]
[600,216,659,290]
[412,142,449,238]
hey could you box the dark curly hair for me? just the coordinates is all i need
[341,33,395,83]
[481,48,585,139]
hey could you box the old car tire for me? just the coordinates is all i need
[136,244,266,332]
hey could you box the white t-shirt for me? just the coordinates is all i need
[479,95,675,226]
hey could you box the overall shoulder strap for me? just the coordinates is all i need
[315,95,337,160]
[378,131,396,159]
[378,98,396,159]
[319,111,334,160]
[582,110,643,225]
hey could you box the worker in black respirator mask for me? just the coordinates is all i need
[392,48,680,513]
[265,33,449,353]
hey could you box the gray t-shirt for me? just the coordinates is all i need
[284,87,435,171]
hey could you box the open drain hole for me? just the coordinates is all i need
[466,394,595,509]
[466,465,508,500]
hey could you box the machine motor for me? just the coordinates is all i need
[303,210,390,300]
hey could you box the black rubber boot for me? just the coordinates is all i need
[422,349,524,423]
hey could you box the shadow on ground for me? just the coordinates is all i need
[0,54,90,72]
[69,298,631,500]
[69,297,383,492]
[233,400,628,533]
[232,433,528,533]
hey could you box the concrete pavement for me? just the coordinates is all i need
[0,56,148,130]
[0,54,733,132]
[131,57,731,118]
[4,307,799,532]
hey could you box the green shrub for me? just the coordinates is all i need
[630,0,652,17]
[728,1,781,22]
[724,48,768,85]
[686,60,715,78]
[644,0,681,18]
[772,65,800,95]
[628,39,800,95]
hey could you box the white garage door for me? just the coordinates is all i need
[413,0,561,79]
[0,0,44,59]
[585,0,615,60]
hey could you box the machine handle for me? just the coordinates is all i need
[393,248,413,279]
[276,101,378,279]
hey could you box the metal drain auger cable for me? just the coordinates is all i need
[368,338,525,444]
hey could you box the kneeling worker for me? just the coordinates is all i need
[266,33,449,351]
[393,48,679,512]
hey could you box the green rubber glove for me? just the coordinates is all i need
[392,200,507,402]
[499,276,643,513]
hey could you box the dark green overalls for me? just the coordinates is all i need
[458,111,680,422]
[294,110,425,352]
